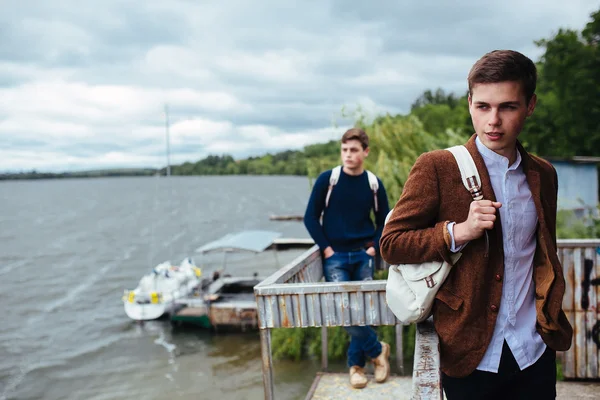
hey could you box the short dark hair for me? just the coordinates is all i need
[468,50,537,103]
[341,128,369,150]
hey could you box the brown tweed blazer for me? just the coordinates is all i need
[380,134,573,378]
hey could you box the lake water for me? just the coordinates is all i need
[0,175,332,400]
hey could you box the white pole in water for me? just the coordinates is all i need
[165,104,171,177]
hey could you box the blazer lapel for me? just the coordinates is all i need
[518,142,545,229]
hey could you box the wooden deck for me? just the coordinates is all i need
[305,373,411,400]
[303,373,600,399]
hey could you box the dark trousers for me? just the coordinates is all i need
[442,341,557,400]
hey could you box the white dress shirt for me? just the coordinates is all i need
[448,137,546,373]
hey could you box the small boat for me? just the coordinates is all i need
[171,275,263,331]
[170,230,314,330]
[123,257,202,321]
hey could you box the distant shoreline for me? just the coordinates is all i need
[0,169,158,180]
[2,141,339,181]
[0,170,312,181]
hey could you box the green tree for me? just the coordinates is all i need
[348,111,469,205]
[521,8,600,157]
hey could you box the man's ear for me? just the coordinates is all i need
[526,94,537,117]
[467,93,474,116]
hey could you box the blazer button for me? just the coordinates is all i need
[495,274,502,282]
[490,305,498,312]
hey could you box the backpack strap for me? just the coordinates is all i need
[324,166,380,212]
[446,145,483,201]
[366,170,379,212]
[325,166,342,208]
[384,146,482,222]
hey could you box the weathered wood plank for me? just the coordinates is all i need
[306,293,316,326]
[255,245,321,287]
[268,295,280,328]
[340,292,351,326]
[574,248,587,378]
[395,324,405,375]
[255,280,387,296]
[259,329,275,400]
[586,248,598,379]
[557,239,600,248]
[562,247,576,378]
[356,292,366,326]
[380,291,396,325]
[596,251,600,381]
[279,295,294,328]
[257,296,267,329]
[297,293,308,328]
[325,292,335,326]
[412,318,443,399]
[366,292,381,326]
[349,292,364,326]
[562,248,575,311]
[334,293,342,325]
[312,293,322,326]
[306,257,324,282]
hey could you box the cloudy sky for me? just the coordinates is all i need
[1,1,598,172]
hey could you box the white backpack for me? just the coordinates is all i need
[325,165,380,212]
[385,145,483,324]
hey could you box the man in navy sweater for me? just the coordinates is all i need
[303,128,391,389]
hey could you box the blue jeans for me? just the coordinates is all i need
[323,250,382,368]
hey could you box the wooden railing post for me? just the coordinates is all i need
[412,318,443,399]
[321,326,328,371]
[259,328,274,400]
[395,324,404,375]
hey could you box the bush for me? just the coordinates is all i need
[556,205,600,239]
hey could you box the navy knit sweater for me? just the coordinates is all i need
[303,168,390,253]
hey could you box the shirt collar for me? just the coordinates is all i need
[475,136,522,170]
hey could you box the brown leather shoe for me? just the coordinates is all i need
[372,341,390,383]
[349,366,368,389]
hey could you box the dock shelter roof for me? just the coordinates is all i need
[195,230,282,254]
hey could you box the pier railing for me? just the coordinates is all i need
[254,245,404,400]
[254,239,600,399]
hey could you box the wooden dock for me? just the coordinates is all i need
[302,373,600,399]
[305,373,411,400]
[269,214,304,221]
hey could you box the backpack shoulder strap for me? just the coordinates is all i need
[325,166,342,208]
[366,170,379,212]
[366,170,379,191]
[445,145,483,200]
[329,165,342,185]
[324,167,380,212]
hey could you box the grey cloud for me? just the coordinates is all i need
[329,1,563,58]
[0,0,189,67]
[1,0,598,171]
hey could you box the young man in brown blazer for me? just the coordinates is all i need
[380,50,572,399]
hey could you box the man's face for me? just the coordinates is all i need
[468,81,536,159]
[341,139,368,170]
